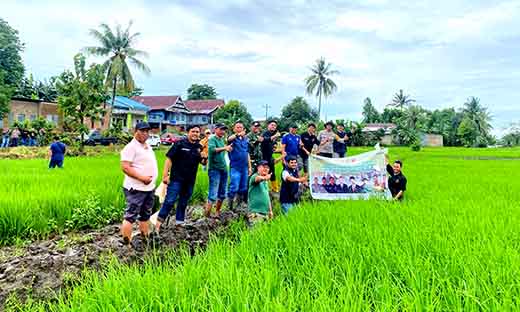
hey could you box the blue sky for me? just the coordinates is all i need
[3,0,520,134]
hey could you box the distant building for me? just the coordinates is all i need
[86,96,150,132]
[1,98,60,129]
[362,123,397,134]
[132,96,224,131]
[185,99,225,126]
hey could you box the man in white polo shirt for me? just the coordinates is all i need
[120,122,158,245]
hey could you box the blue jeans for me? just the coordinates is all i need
[228,166,248,199]
[49,158,64,168]
[158,180,194,223]
[1,136,9,148]
[281,203,295,214]
[208,168,227,203]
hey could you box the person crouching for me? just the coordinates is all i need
[247,160,273,225]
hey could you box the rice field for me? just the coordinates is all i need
[0,150,209,245]
[11,147,520,311]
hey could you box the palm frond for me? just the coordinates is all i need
[128,56,151,75]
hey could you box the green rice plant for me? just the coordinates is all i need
[18,147,520,311]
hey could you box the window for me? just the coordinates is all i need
[0,119,3,128]
[30,114,37,121]
[47,115,59,125]
[17,114,25,122]
[8,113,13,125]
[202,116,208,123]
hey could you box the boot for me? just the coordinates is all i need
[227,196,235,212]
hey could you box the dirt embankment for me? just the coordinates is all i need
[0,210,245,308]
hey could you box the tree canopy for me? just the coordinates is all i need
[187,83,218,100]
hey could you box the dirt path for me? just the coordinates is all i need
[0,209,245,308]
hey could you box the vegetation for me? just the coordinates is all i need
[305,57,339,120]
[278,96,318,131]
[212,99,253,127]
[0,151,209,245]
[84,21,150,126]
[187,83,218,100]
[18,147,520,311]
[13,74,58,102]
[56,54,108,150]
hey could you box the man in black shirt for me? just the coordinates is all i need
[299,123,319,173]
[156,125,207,230]
[386,155,407,200]
[261,120,281,192]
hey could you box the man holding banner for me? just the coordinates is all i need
[386,155,407,200]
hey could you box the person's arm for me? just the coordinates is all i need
[228,134,237,142]
[48,147,52,159]
[254,173,271,184]
[162,158,172,184]
[394,190,404,200]
[335,134,345,143]
[394,178,407,199]
[121,161,153,185]
[248,155,252,176]
[281,138,287,159]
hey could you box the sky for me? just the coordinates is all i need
[2,0,520,135]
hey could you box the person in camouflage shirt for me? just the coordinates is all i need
[247,121,264,170]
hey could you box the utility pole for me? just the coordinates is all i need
[263,103,270,121]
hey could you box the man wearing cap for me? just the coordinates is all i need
[247,160,273,224]
[261,120,281,192]
[227,121,252,210]
[205,123,232,217]
[318,121,337,158]
[247,121,264,170]
[280,155,308,214]
[120,122,158,245]
[299,123,319,173]
[155,125,207,231]
[281,124,302,165]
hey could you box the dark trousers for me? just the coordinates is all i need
[49,158,64,168]
[158,180,194,223]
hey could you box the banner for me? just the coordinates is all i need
[309,149,392,200]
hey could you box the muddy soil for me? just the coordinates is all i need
[0,209,246,308]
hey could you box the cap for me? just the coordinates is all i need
[135,122,151,130]
[214,123,228,130]
[252,121,261,127]
[257,160,269,167]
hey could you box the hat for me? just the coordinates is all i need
[252,121,261,127]
[257,160,269,167]
[135,122,151,130]
[214,123,228,130]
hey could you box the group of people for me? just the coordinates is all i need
[1,127,45,148]
[118,120,407,245]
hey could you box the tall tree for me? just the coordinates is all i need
[187,83,217,100]
[0,18,25,89]
[56,54,108,150]
[304,57,339,120]
[279,96,319,131]
[212,100,253,128]
[461,96,492,145]
[0,71,13,120]
[390,89,415,111]
[361,97,380,123]
[83,21,150,127]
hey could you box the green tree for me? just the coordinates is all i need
[279,96,318,131]
[304,57,339,120]
[425,108,463,146]
[84,21,150,126]
[212,100,253,128]
[0,18,25,89]
[390,89,415,111]
[56,54,108,150]
[187,83,217,100]
[117,86,143,97]
[361,97,380,123]
[381,107,403,124]
[457,116,478,147]
[0,71,13,120]
[461,96,492,146]
[501,123,520,146]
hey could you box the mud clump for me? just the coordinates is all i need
[0,209,245,308]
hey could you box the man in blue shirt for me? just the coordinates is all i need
[227,121,252,210]
[48,136,66,169]
[281,124,302,165]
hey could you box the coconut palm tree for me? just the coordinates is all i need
[83,21,150,126]
[305,57,339,120]
[390,89,415,111]
[462,96,492,138]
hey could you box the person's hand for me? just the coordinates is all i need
[162,176,170,185]
[248,167,253,176]
[224,145,233,152]
[258,135,264,142]
[141,176,153,185]
[265,173,272,181]
[385,154,389,164]
[268,210,273,219]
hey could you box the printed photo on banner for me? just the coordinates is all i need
[309,149,392,200]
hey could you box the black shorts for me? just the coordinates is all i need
[123,188,155,223]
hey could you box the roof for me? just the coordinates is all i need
[185,99,225,114]
[112,96,150,112]
[363,123,396,134]
[132,95,188,112]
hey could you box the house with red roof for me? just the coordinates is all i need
[132,96,224,131]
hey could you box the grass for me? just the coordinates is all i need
[9,147,520,311]
[0,149,209,245]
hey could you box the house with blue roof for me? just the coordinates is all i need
[108,96,150,131]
